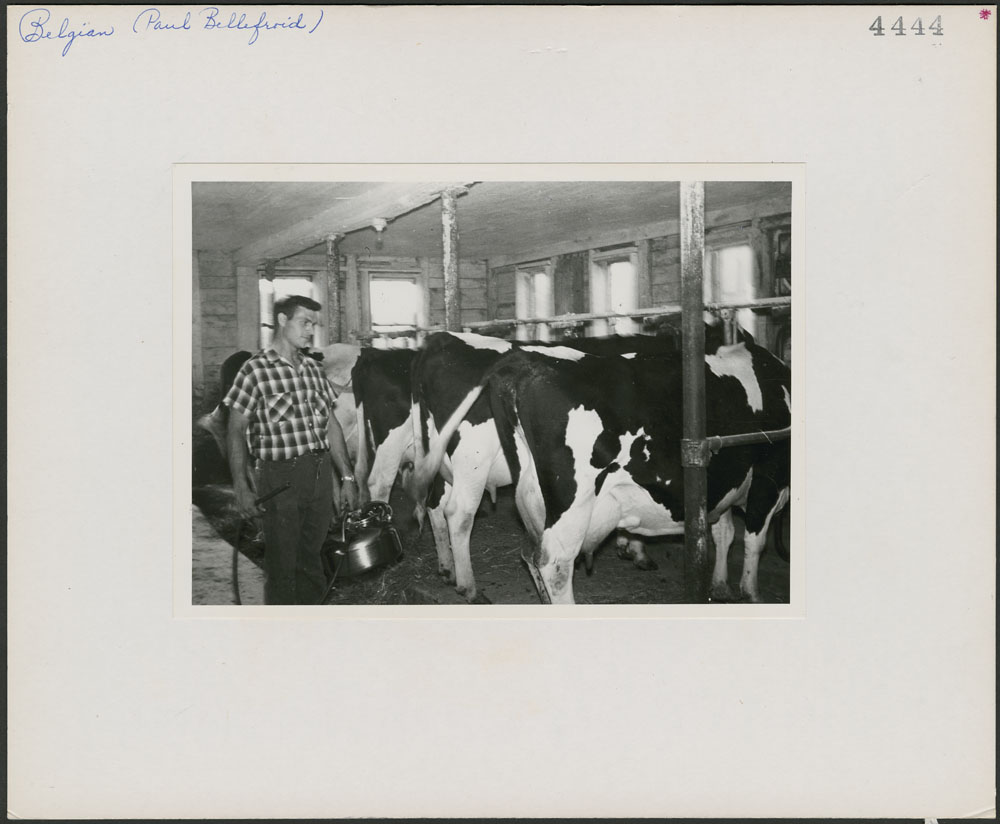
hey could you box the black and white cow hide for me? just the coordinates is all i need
[350,347,418,504]
[410,331,680,602]
[417,331,790,604]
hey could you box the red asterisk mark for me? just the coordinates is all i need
[980,8,992,19]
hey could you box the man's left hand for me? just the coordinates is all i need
[340,478,359,513]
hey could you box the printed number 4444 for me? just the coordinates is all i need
[870,15,944,36]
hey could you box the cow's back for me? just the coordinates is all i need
[412,333,512,451]
[566,333,677,358]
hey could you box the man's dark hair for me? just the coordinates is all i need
[274,294,322,323]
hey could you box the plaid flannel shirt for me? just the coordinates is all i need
[223,349,337,461]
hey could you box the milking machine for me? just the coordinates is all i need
[232,490,403,606]
[317,501,404,602]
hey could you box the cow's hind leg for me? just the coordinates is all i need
[709,509,738,602]
[428,505,453,581]
[741,485,789,603]
[535,508,597,604]
[536,533,577,604]
[427,480,454,582]
[444,476,488,601]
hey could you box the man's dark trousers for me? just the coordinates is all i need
[256,451,333,605]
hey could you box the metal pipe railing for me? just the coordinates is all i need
[353,296,792,340]
[707,426,791,453]
[704,296,791,312]
[460,297,790,329]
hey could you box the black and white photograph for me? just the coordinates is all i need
[189,176,798,607]
[9,5,994,819]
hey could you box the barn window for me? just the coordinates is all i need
[515,262,553,341]
[590,247,639,336]
[259,275,319,349]
[367,270,424,349]
[705,242,757,338]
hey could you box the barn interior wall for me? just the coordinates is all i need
[280,252,489,337]
[191,195,790,407]
[492,265,516,320]
[486,197,791,348]
[193,249,488,407]
[650,234,682,305]
[553,252,589,315]
[194,250,238,412]
[426,258,488,327]
[192,251,203,408]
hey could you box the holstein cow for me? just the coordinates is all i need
[410,332,679,602]
[416,329,790,604]
[351,347,418,504]
[197,343,362,468]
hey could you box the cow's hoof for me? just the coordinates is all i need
[615,544,631,560]
[709,582,736,603]
[740,590,764,604]
[632,556,658,571]
[437,566,456,584]
[456,585,477,602]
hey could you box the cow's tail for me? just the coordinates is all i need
[410,399,425,472]
[352,401,372,505]
[410,381,487,505]
[409,348,428,471]
[408,354,428,525]
[407,399,428,528]
[350,357,372,505]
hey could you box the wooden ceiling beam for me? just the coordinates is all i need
[233,182,475,265]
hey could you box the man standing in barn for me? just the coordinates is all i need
[224,294,359,605]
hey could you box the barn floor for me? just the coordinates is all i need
[191,479,791,607]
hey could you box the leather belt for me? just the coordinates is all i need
[259,448,327,464]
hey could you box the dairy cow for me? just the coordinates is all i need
[351,341,550,594]
[351,348,418,504]
[411,332,678,601]
[416,329,791,604]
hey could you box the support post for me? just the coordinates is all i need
[680,182,710,603]
[344,254,360,344]
[441,186,468,331]
[326,234,343,343]
[637,239,653,309]
[419,257,432,346]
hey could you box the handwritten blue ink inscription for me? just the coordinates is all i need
[19,7,325,56]
[133,8,192,33]
[200,7,324,45]
[19,8,114,57]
